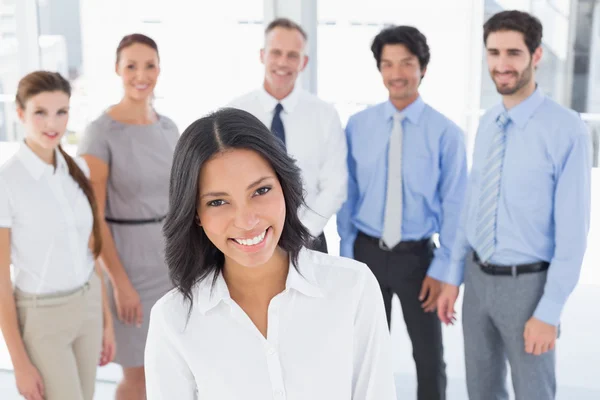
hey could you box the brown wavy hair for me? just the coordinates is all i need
[15,71,102,257]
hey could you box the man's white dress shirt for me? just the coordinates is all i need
[228,85,348,236]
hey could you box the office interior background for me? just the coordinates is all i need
[0,0,599,398]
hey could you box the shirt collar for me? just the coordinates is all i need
[285,249,324,298]
[383,96,426,125]
[502,86,545,129]
[194,249,324,315]
[257,83,302,115]
[194,270,231,315]
[17,142,68,180]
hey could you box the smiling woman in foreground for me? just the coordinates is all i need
[144,108,396,399]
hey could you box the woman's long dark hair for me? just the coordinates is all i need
[163,108,313,313]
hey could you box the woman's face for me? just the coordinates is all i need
[197,148,287,269]
[116,43,160,102]
[17,90,69,152]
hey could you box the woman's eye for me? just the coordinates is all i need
[254,186,271,196]
[208,199,226,207]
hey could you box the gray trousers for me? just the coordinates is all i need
[463,254,556,400]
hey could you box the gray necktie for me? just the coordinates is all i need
[381,112,405,249]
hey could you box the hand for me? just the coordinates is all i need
[524,317,557,356]
[437,284,459,325]
[419,276,442,312]
[15,361,45,400]
[99,321,116,366]
[113,283,143,327]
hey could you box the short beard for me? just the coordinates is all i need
[492,60,533,96]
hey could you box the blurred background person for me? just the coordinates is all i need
[78,34,179,400]
[0,71,115,400]
[337,26,468,400]
[438,11,591,400]
[228,18,347,254]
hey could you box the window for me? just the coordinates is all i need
[317,0,482,134]
[0,0,265,387]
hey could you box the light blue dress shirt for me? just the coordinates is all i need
[337,97,468,281]
[446,87,592,326]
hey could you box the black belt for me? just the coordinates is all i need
[473,252,549,277]
[358,232,432,252]
[105,216,166,225]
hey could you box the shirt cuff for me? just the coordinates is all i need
[533,295,564,326]
[426,257,447,282]
[339,237,356,259]
[0,218,11,228]
[441,260,465,286]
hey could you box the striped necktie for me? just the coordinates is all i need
[381,112,405,249]
[475,112,510,262]
[271,103,286,148]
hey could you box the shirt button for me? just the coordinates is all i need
[274,389,284,397]
[267,347,277,356]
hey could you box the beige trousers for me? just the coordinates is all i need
[15,273,103,400]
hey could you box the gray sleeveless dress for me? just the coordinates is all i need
[77,112,179,367]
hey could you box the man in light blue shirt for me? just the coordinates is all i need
[337,26,468,400]
[437,10,591,400]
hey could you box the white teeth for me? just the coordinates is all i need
[275,71,288,76]
[234,230,267,246]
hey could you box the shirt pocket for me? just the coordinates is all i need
[505,155,555,210]
[403,146,437,197]
[352,138,386,183]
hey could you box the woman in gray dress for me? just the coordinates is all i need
[78,34,179,400]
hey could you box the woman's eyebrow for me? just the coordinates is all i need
[199,176,274,200]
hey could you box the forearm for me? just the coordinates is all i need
[436,127,469,283]
[337,199,358,259]
[0,277,31,369]
[98,220,131,288]
[430,199,465,282]
[304,114,348,237]
[303,175,348,236]
[444,226,471,286]
[300,191,345,237]
[535,131,592,325]
[96,261,113,328]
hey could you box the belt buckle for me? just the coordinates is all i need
[378,239,391,251]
